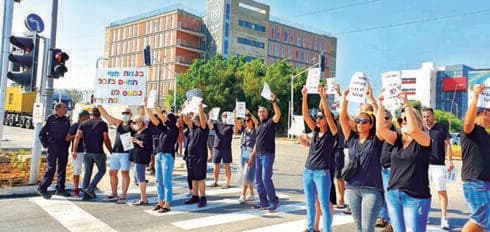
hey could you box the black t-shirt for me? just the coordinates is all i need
[112,121,134,153]
[461,124,490,181]
[255,117,277,154]
[241,128,256,150]
[389,134,431,199]
[68,122,83,153]
[187,124,209,158]
[305,127,337,170]
[131,128,153,164]
[79,119,108,154]
[156,121,179,157]
[425,123,450,165]
[345,132,383,191]
[380,125,397,167]
[213,123,234,152]
[335,120,345,149]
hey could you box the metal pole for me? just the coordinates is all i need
[173,72,177,111]
[0,0,15,148]
[157,64,161,105]
[289,76,293,139]
[44,0,58,118]
[29,36,50,184]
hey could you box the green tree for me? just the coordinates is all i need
[434,109,462,132]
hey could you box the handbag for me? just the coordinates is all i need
[341,140,366,181]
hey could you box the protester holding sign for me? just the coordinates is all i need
[207,112,235,189]
[248,91,281,212]
[460,84,490,232]
[299,84,338,232]
[182,103,209,208]
[376,92,432,232]
[234,109,259,204]
[97,106,135,204]
[129,116,153,206]
[339,88,383,232]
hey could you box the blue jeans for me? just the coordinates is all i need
[386,189,431,232]
[303,169,332,232]
[82,153,107,194]
[155,153,174,202]
[346,187,382,232]
[378,167,391,222]
[462,180,490,230]
[255,153,278,207]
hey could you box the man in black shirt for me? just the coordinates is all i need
[248,92,281,212]
[38,103,71,199]
[65,110,90,197]
[422,107,453,230]
[461,84,490,232]
[73,107,112,201]
[208,112,234,189]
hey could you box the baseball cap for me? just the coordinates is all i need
[121,108,132,114]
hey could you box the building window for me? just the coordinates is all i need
[224,22,229,37]
[284,29,288,42]
[271,27,275,39]
[225,3,231,20]
[276,27,280,40]
[275,45,279,56]
[224,40,228,55]
[238,20,265,32]
[269,43,274,55]
[237,37,264,49]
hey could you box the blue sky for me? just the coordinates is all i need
[2,0,490,92]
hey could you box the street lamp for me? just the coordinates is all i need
[449,83,463,119]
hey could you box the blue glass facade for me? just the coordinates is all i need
[435,65,472,119]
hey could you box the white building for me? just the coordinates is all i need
[398,62,437,108]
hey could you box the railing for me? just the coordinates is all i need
[177,21,205,34]
[176,39,204,51]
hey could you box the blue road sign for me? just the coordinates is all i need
[25,14,44,33]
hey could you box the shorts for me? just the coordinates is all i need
[207,135,215,151]
[462,180,490,230]
[135,163,147,183]
[72,152,84,175]
[109,153,131,171]
[188,156,207,180]
[429,165,447,191]
[212,148,232,164]
[334,149,345,178]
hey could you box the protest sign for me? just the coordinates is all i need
[261,82,272,100]
[288,115,305,136]
[94,68,146,106]
[186,89,201,101]
[120,132,134,151]
[209,107,221,121]
[326,78,338,95]
[477,78,490,108]
[347,72,369,103]
[222,111,234,125]
[235,101,246,118]
[306,67,321,94]
[381,71,402,110]
[182,96,204,114]
[147,90,157,108]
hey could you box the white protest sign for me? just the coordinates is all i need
[326,78,338,95]
[347,72,369,103]
[120,132,134,151]
[235,101,246,118]
[222,111,235,125]
[446,167,457,182]
[32,103,44,124]
[381,71,402,110]
[94,68,147,106]
[261,82,272,100]
[477,78,490,108]
[147,90,157,108]
[288,115,305,136]
[182,96,204,114]
[306,67,321,94]
[209,107,221,121]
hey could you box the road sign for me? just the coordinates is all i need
[25,14,44,33]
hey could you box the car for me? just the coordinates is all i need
[450,132,460,146]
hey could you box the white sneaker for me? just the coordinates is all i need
[245,194,255,201]
[238,195,246,204]
[440,218,450,230]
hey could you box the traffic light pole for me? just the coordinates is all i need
[0,0,15,148]
[44,0,58,117]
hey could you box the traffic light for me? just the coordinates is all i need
[319,51,327,72]
[49,49,69,78]
[144,45,151,66]
[7,35,39,92]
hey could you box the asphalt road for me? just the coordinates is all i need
[0,125,471,232]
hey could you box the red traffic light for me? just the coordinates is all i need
[54,51,69,63]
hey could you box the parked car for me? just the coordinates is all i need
[450,132,461,146]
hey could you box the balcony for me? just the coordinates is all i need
[176,39,205,53]
[177,21,206,37]
[175,56,195,67]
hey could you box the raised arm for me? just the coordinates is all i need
[463,84,483,134]
[376,95,397,144]
[302,86,316,130]
[319,84,337,136]
[146,106,160,126]
[271,93,281,123]
[365,84,378,113]
[182,113,192,128]
[233,110,242,132]
[97,105,121,126]
[339,89,352,139]
[198,103,207,129]
[401,93,431,147]
[154,105,168,124]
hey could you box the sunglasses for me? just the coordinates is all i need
[122,112,131,115]
[244,119,252,123]
[354,118,370,124]
[315,115,325,120]
[384,116,391,121]
[397,117,407,124]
